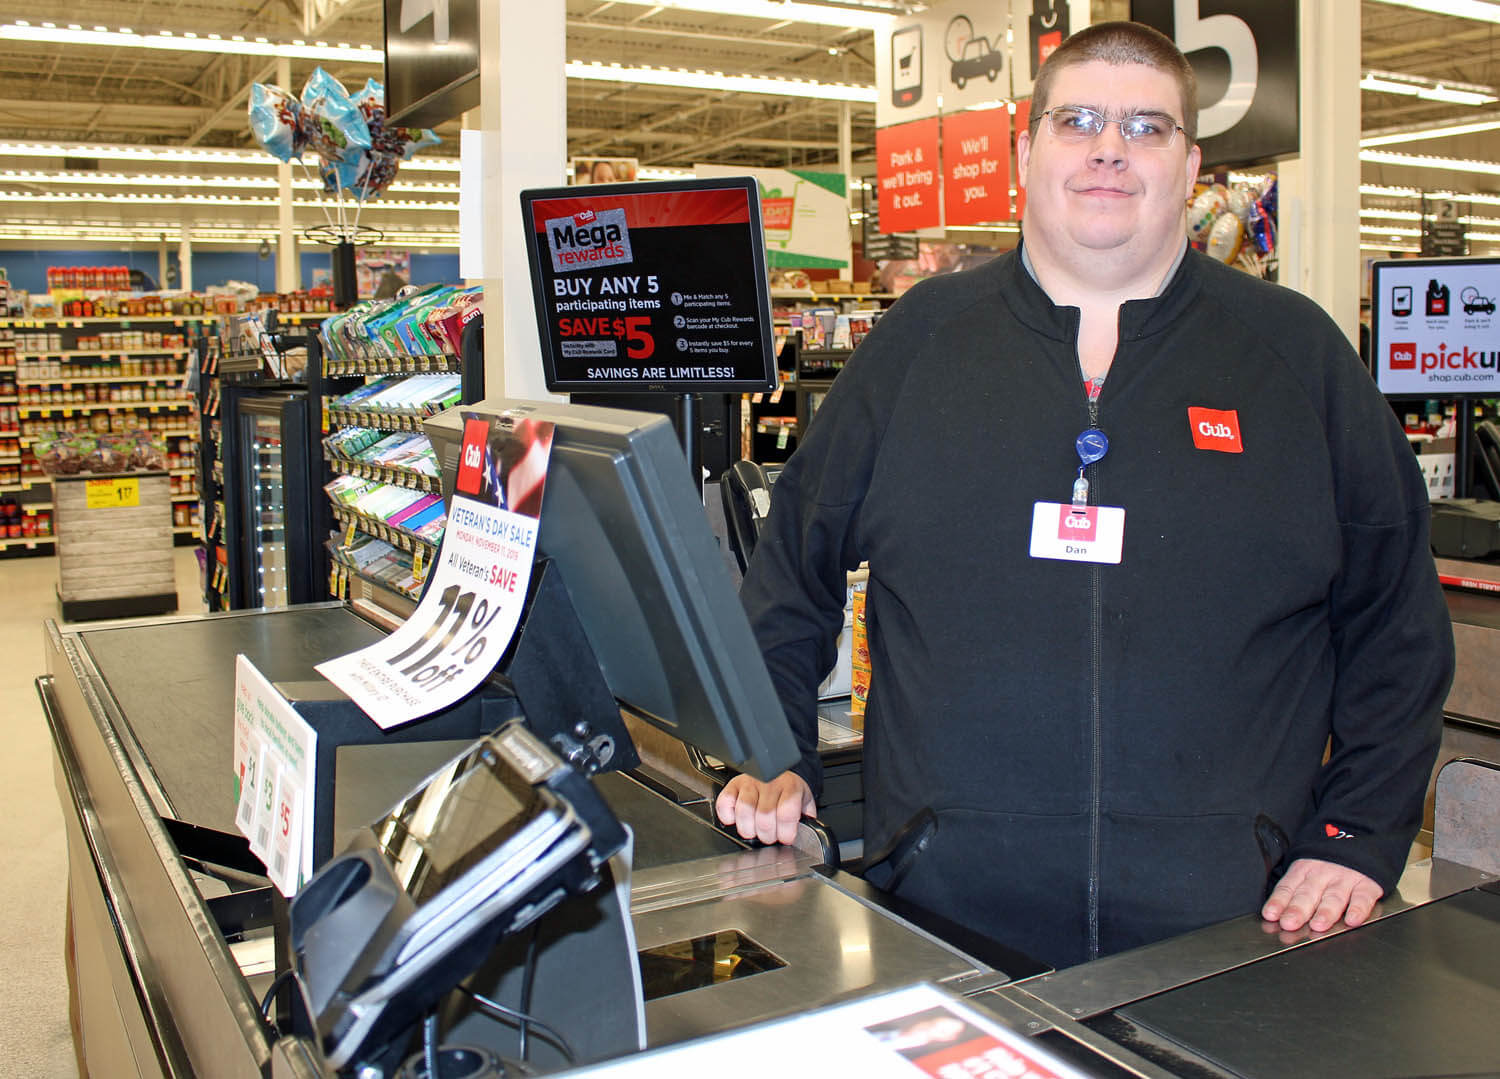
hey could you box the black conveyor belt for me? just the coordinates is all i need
[1116,888,1500,1078]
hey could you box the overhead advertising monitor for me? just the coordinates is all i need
[520,177,778,395]
[1370,257,1500,397]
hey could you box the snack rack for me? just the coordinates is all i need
[319,287,484,620]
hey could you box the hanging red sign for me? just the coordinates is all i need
[876,117,941,233]
[941,108,1012,226]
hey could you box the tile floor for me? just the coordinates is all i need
[0,546,204,1078]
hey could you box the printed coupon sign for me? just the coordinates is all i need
[1371,258,1500,396]
[317,413,554,730]
[520,177,777,393]
[232,655,317,897]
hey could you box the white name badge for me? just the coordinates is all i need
[1029,502,1125,564]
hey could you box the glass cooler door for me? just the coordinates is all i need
[244,411,290,608]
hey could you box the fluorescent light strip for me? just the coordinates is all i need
[1359,207,1500,226]
[565,60,876,102]
[1360,149,1500,174]
[0,169,461,195]
[0,191,458,211]
[1360,74,1496,106]
[0,224,461,245]
[0,21,378,61]
[1367,0,1500,24]
[0,141,462,172]
[0,25,881,103]
[1361,242,1422,251]
[1359,223,1500,243]
[1361,118,1500,147]
[600,0,894,31]
[1361,183,1500,208]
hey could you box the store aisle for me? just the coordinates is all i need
[0,548,204,1078]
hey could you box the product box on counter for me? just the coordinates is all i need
[319,284,482,367]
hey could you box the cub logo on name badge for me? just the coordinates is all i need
[1188,407,1243,453]
[1057,505,1097,541]
[1389,342,1417,371]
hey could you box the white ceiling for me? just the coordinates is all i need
[0,0,1498,254]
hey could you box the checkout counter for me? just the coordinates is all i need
[43,400,1500,1079]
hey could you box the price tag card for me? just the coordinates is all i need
[232,655,318,896]
[86,477,140,508]
[317,413,556,730]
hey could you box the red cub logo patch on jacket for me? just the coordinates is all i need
[1188,407,1243,453]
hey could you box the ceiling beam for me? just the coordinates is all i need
[186,61,280,146]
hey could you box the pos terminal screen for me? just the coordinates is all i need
[372,741,555,906]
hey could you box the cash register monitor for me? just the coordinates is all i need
[425,398,799,781]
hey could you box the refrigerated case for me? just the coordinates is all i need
[221,387,320,608]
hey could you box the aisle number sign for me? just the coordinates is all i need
[317,412,554,730]
[86,477,140,508]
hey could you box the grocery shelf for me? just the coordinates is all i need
[327,456,442,494]
[0,315,217,326]
[0,479,50,492]
[331,506,441,560]
[16,349,192,359]
[17,375,186,386]
[324,355,461,378]
[326,408,438,433]
[0,535,55,550]
[19,401,193,414]
[170,494,198,502]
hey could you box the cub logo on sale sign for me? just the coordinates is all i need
[317,413,555,730]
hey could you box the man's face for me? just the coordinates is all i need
[1017,60,1201,266]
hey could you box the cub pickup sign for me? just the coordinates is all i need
[521,177,777,394]
[317,413,554,729]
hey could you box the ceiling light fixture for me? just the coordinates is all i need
[1362,183,1500,208]
[1360,148,1500,174]
[1361,114,1500,147]
[0,21,378,61]
[1367,0,1500,24]
[564,60,876,102]
[602,0,895,31]
[0,141,462,171]
[1360,69,1498,106]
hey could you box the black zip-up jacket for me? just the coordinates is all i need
[739,247,1454,969]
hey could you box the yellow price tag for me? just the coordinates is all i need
[343,520,357,547]
[412,545,426,581]
[85,477,140,508]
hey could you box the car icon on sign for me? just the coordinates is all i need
[1461,286,1496,314]
[951,37,1003,89]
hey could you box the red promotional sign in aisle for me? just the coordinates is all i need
[1014,99,1031,221]
[876,117,941,233]
[941,108,1012,226]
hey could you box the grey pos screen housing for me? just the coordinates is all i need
[424,398,799,781]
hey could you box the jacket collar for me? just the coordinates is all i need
[996,239,1204,343]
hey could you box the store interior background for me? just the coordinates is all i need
[3,1,1500,299]
[3,1,1500,1076]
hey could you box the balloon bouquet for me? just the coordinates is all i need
[1187,176,1277,279]
[248,69,440,302]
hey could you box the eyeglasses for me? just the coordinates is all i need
[1040,106,1185,149]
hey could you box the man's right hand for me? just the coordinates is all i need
[714,771,816,846]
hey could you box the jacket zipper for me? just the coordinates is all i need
[1084,390,1103,960]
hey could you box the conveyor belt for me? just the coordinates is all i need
[1114,888,1500,1079]
[78,607,386,834]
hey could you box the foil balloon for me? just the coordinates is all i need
[350,149,403,198]
[248,83,304,162]
[1248,201,1275,256]
[402,128,442,160]
[299,67,371,166]
[1187,188,1226,244]
[1226,187,1254,224]
[1207,212,1244,263]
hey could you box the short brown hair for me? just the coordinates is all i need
[1028,21,1199,145]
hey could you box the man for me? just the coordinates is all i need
[716,21,1453,969]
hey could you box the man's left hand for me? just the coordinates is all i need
[1261,858,1383,933]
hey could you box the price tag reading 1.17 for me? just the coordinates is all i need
[556,314,655,359]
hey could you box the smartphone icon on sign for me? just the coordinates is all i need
[892,25,922,108]
[1391,285,1412,317]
